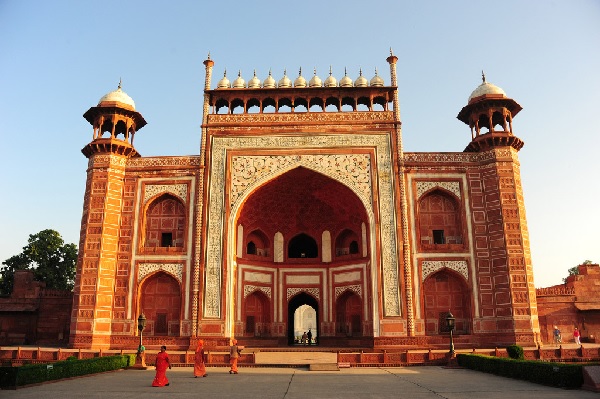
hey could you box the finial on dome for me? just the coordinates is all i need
[344,67,348,76]
[359,68,363,76]
[207,51,211,60]
[313,67,317,76]
[375,67,379,76]
[269,68,272,76]
[224,68,227,77]
[253,69,257,77]
[482,70,486,84]
[238,70,242,77]
[299,67,302,76]
[329,65,333,76]
[284,68,287,76]
[390,47,394,56]
[118,78,122,90]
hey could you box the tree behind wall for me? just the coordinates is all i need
[0,229,77,295]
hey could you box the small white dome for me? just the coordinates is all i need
[309,68,322,87]
[468,73,506,102]
[232,70,246,88]
[248,70,261,88]
[217,70,230,89]
[370,68,384,87]
[324,66,337,87]
[263,70,276,88]
[278,69,292,88]
[294,68,307,88]
[339,68,353,87]
[98,82,135,109]
[354,68,368,87]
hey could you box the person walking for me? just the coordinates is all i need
[301,331,308,345]
[229,339,241,374]
[307,329,312,345]
[194,340,207,378]
[152,345,172,387]
[553,326,562,345]
[574,327,581,345]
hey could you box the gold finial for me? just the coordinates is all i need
[253,69,257,77]
[313,67,317,76]
[375,67,379,76]
[207,51,211,60]
[118,78,122,89]
[329,65,332,76]
[223,68,227,77]
[238,70,241,77]
[390,47,394,56]
[299,67,302,76]
[482,70,486,84]
[344,67,348,76]
[359,67,363,76]
[269,68,272,76]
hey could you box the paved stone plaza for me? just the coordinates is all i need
[2,366,596,399]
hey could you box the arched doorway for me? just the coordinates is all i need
[336,290,362,336]
[288,292,319,345]
[140,272,181,336]
[423,269,471,335]
[243,291,271,337]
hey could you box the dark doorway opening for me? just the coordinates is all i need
[287,292,319,345]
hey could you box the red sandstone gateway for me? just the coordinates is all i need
[66,53,541,351]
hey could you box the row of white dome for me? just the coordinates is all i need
[216,67,385,89]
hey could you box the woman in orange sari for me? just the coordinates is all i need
[194,340,207,377]
[152,345,172,387]
[229,339,240,374]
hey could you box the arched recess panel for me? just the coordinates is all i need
[418,190,462,246]
[140,272,181,336]
[288,233,318,258]
[335,290,363,336]
[422,269,471,335]
[243,291,271,337]
[144,194,186,248]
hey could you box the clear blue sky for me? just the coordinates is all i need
[0,1,598,288]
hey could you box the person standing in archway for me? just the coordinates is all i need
[307,329,312,345]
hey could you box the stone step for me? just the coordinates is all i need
[309,363,339,371]
[254,351,337,365]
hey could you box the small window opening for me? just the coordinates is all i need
[349,241,359,254]
[161,232,173,247]
[433,230,445,244]
[247,241,257,255]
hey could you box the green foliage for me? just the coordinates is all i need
[0,354,135,389]
[506,344,524,360]
[457,354,584,389]
[0,229,77,295]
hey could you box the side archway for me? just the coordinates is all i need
[139,271,182,336]
[288,292,319,345]
[423,269,471,335]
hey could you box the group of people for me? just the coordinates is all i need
[151,338,243,387]
[300,329,313,345]
[552,325,581,345]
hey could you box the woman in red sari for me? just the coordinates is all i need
[152,345,172,387]
[194,340,207,378]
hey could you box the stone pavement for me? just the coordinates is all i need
[2,366,596,399]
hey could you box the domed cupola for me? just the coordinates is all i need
[82,80,147,158]
[263,69,276,88]
[217,69,231,89]
[354,68,368,87]
[324,66,337,87]
[309,68,322,87]
[294,67,307,88]
[278,69,292,88]
[370,68,384,87]
[248,69,261,88]
[339,68,353,87]
[457,72,524,152]
[232,70,246,88]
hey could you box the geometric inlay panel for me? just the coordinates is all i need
[287,287,320,301]
[335,284,362,299]
[416,181,461,200]
[421,260,468,282]
[143,184,188,205]
[244,285,272,299]
[138,263,183,284]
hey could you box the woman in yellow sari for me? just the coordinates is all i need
[194,340,207,377]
